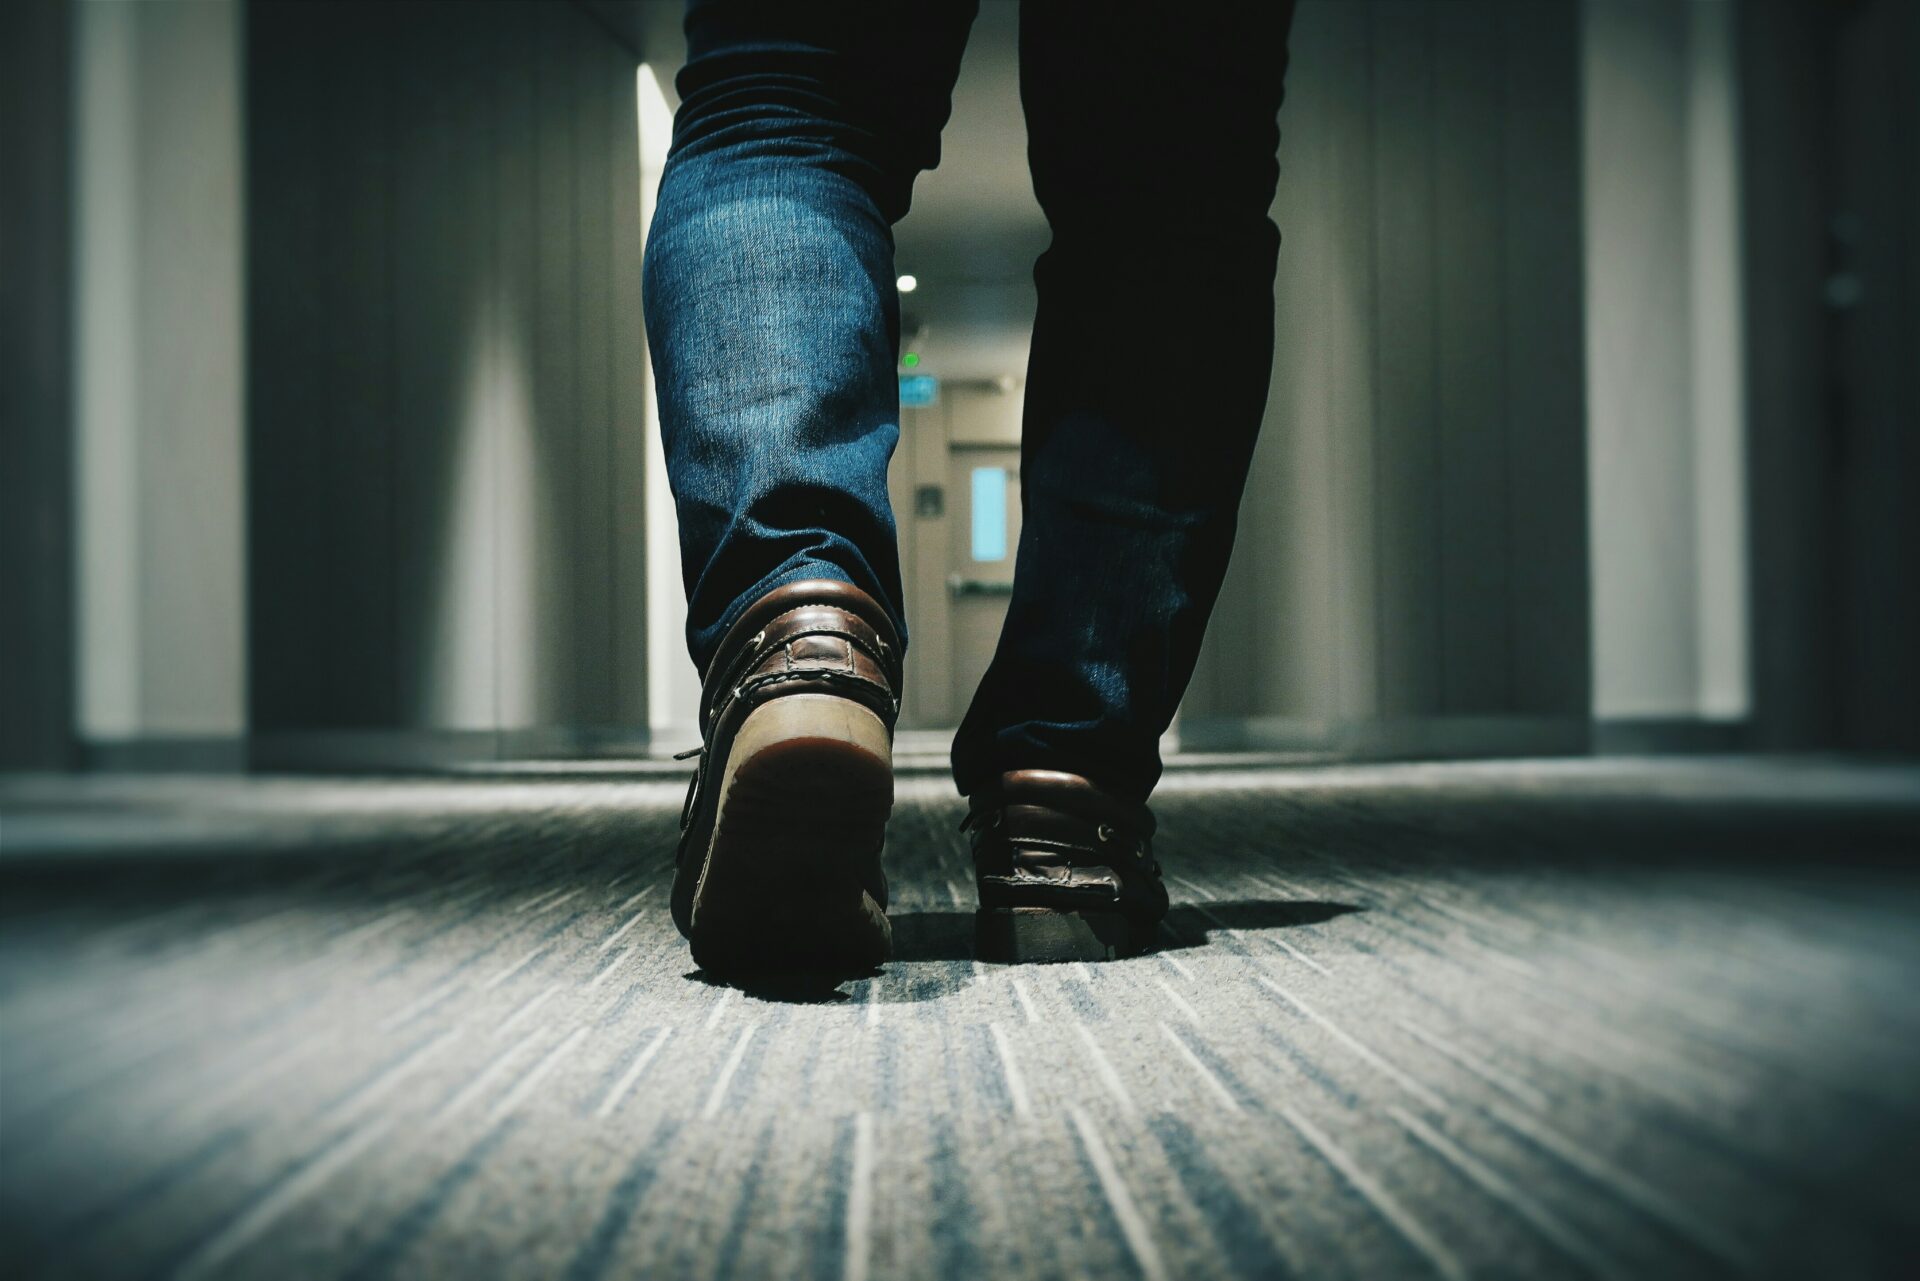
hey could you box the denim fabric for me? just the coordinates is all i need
[645,0,1296,802]
[643,2,979,664]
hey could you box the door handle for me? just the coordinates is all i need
[947,575,1014,597]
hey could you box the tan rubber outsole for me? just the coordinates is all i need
[973,906,1150,964]
[689,694,894,973]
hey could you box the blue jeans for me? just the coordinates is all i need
[645,0,1295,802]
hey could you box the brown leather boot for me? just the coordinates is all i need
[670,579,902,973]
[965,770,1169,961]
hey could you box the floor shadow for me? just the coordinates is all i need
[690,899,1362,1003]
[685,967,864,1005]
[1165,899,1361,934]
[884,898,1363,968]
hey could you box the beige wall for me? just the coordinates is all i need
[1581,0,1750,722]
[75,0,246,744]
[1185,0,1592,755]
[244,1,649,762]
[59,0,1767,764]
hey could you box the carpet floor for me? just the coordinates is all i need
[3,756,1917,1280]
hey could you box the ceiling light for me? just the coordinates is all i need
[896,274,918,294]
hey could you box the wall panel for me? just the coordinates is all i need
[1185,0,1590,754]
[609,39,653,730]
[1370,0,1443,718]
[531,1,582,727]
[0,0,76,766]
[72,0,246,757]
[493,0,541,732]
[1501,0,1592,719]
[248,0,648,762]
[573,10,618,723]
[1432,0,1512,714]
[391,3,498,730]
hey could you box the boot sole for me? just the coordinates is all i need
[689,694,894,974]
[973,906,1157,964]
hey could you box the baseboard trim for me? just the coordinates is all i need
[76,728,657,775]
[248,727,654,773]
[1175,716,1592,760]
[1592,717,1750,754]
[81,736,249,772]
[77,717,1752,775]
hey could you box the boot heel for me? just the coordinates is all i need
[689,694,894,971]
[974,907,1152,964]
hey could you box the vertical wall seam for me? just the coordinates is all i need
[1426,4,1446,715]
[489,1,504,753]
[532,4,546,728]
[384,14,401,728]
[1365,0,1385,722]
[605,36,622,727]
[1497,0,1516,714]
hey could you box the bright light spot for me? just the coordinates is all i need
[971,467,1008,562]
[638,63,701,738]
[902,352,920,368]
[636,65,672,174]
[896,274,918,294]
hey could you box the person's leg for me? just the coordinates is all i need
[647,1,976,971]
[951,2,1297,806]
[644,0,978,673]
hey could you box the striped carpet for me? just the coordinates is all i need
[3,757,1918,1280]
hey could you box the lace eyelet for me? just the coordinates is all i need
[1096,823,1115,843]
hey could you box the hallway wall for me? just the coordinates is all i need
[1740,0,1920,753]
[1581,0,1749,729]
[38,0,1905,769]
[0,0,76,769]
[1184,0,1591,755]
[245,0,649,765]
[70,0,247,763]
